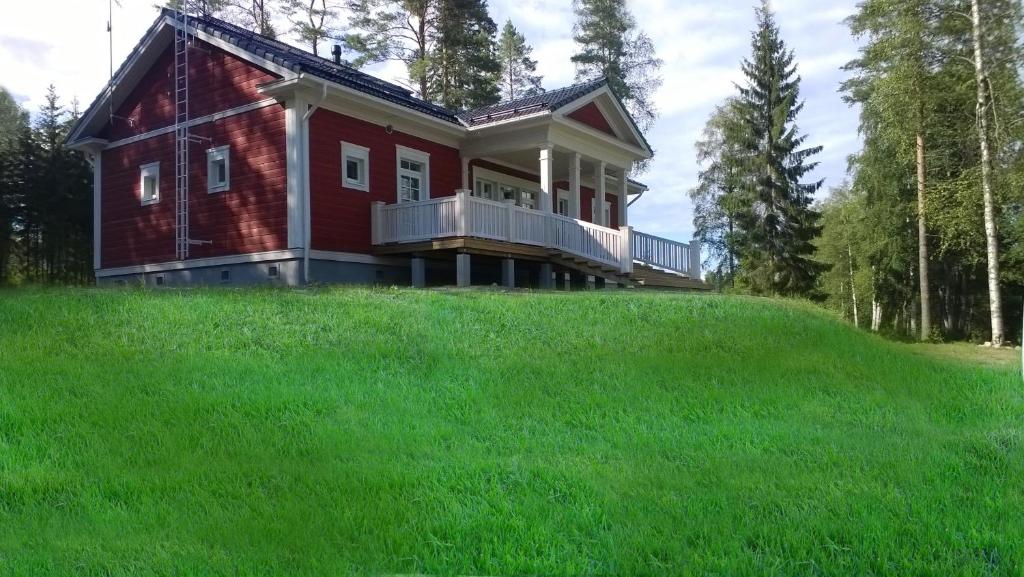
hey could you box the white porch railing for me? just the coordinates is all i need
[372,191,633,273]
[631,230,701,278]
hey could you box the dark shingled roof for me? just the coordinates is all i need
[182,10,460,123]
[456,78,608,126]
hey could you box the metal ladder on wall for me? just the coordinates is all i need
[172,4,212,260]
[173,8,191,260]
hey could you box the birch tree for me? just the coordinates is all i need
[969,0,1005,345]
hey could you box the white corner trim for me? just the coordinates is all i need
[96,249,303,278]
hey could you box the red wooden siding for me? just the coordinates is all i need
[308,109,462,254]
[567,103,616,137]
[101,104,288,268]
[102,40,279,141]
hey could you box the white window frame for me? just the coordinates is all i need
[472,166,540,209]
[206,145,230,193]
[474,178,497,200]
[341,141,370,192]
[556,189,570,217]
[396,145,430,203]
[139,161,160,206]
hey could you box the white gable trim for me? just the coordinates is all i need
[67,14,298,148]
[553,85,651,157]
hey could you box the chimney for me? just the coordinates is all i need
[332,44,342,65]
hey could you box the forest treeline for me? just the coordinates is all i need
[692,0,1023,345]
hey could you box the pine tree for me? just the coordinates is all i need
[345,0,440,99]
[732,1,824,296]
[571,0,661,133]
[428,0,500,109]
[283,0,338,56]
[497,19,542,101]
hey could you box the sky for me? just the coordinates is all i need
[0,0,862,243]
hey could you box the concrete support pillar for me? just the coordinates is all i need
[586,274,596,290]
[539,263,554,289]
[618,165,630,227]
[689,239,702,279]
[562,271,571,291]
[570,271,587,290]
[411,257,426,288]
[595,161,607,226]
[456,253,471,287]
[501,258,515,288]
[539,146,554,213]
[569,153,581,219]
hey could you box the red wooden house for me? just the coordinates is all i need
[67,10,704,289]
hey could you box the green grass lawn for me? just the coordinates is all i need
[0,287,1021,576]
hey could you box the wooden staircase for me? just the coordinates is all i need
[627,263,709,290]
[550,252,709,290]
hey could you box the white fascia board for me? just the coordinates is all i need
[296,73,466,140]
[550,117,649,162]
[67,19,172,146]
[553,85,651,156]
[68,14,299,148]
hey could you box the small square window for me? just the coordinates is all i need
[220,269,231,283]
[341,142,370,191]
[155,275,165,286]
[268,265,279,278]
[207,146,230,193]
[140,162,160,205]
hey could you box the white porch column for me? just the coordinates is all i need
[594,161,606,225]
[618,166,629,227]
[538,146,554,213]
[569,153,581,219]
[461,156,471,190]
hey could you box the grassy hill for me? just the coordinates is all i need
[0,288,1020,576]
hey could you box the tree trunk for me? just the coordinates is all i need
[970,0,1005,346]
[847,241,859,328]
[916,132,931,341]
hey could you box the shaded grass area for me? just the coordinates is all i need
[0,287,1021,576]
[904,340,1021,370]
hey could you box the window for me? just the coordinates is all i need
[396,146,429,202]
[474,178,496,200]
[207,146,230,193]
[140,162,160,205]
[500,184,517,201]
[341,142,370,191]
[519,189,536,210]
[155,275,165,286]
[556,190,570,217]
[220,269,231,283]
[268,265,279,278]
